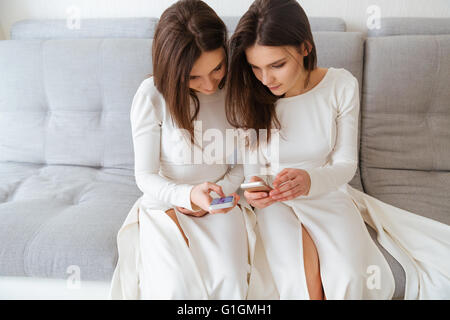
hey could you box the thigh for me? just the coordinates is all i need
[175,206,249,276]
[255,201,304,268]
[288,191,376,262]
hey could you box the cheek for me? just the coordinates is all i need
[189,79,200,90]
[252,68,262,81]
[280,65,299,85]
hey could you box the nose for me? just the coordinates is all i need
[203,76,215,91]
[261,70,273,86]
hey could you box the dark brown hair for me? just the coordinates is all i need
[152,0,228,144]
[226,0,317,148]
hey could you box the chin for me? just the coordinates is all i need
[268,86,286,96]
[201,88,219,95]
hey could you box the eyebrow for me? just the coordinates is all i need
[249,57,286,68]
[190,59,224,77]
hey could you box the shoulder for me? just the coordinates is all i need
[329,68,359,89]
[135,76,162,99]
[328,68,359,103]
[326,68,360,115]
[329,68,359,94]
[131,76,165,122]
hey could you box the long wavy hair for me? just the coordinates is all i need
[226,0,317,148]
[152,0,228,145]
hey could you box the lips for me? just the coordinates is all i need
[268,84,281,90]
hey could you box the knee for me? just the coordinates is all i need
[211,242,250,291]
[215,260,250,299]
[329,255,369,287]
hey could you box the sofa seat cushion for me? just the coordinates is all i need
[0,162,141,281]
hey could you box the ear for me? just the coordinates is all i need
[300,41,312,56]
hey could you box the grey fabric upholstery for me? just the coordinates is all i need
[368,17,450,37]
[11,17,346,41]
[10,18,159,40]
[0,162,141,280]
[0,39,152,169]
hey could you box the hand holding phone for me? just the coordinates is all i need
[241,177,276,209]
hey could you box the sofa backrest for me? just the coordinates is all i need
[0,38,152,170]
[361,18,450,224]
[9,17,346,40]
[10,18,160,40]
[0,17,363,186]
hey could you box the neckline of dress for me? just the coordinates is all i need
[277,67,333,103]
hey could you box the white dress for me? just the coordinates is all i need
[109,77,260,299]
[243,67,450,299]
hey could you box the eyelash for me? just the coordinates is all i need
[251,62,285,70]
[272,63,285,69]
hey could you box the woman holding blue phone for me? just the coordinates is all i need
[226,0,450,299]
[110,0,254,299]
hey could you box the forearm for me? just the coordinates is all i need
[304,160,357,198]
[135,172,195,210]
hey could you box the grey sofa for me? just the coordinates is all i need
[0,16,449,299]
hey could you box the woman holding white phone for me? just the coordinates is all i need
[227,0,450,299]
[110,0,255,299]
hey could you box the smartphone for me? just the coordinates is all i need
[208,196,235,211]
[240,181,272,192]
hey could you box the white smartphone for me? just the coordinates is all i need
[208,196,235,211]
[240,181,272,192]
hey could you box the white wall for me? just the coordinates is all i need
[0,0,449,40]
[0,22,5,40]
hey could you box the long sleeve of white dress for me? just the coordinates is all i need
[130,90,195,211]
[304,76,359,198]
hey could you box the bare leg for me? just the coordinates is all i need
[302,225,324,300]
[166,209,189,247]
